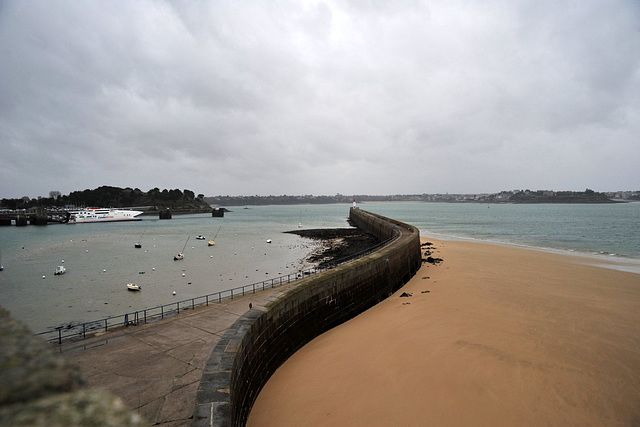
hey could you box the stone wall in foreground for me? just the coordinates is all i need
[193,208,422,427]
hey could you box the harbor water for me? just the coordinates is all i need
[1,202,639,334]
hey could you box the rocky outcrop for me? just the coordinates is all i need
[0,308,144,427]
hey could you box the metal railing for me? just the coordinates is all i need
[35,225,400,345]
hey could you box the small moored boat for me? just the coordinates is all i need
[54,266,66,275]
[127,283,141,291]
[174,236,189,260]
[195,235,206,240]
[135,228,146,248]
[208,226,221,248]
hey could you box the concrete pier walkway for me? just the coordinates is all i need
[60,285,294,426]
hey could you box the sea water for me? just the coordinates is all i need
[0,202,638,333]
[0,205,350,333]
[362,202,640,258]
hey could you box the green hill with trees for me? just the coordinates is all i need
[1,186,211,211]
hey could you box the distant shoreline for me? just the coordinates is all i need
[205,189,638,206]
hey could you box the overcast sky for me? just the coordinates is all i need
[1,1,639,199]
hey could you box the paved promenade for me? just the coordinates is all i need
[60,285,295,426]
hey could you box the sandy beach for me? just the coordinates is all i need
[248,238,640,426]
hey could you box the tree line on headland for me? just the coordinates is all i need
[2,187,638,211]
[0,186,210,210]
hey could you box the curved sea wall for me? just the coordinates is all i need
[193,208,422,427]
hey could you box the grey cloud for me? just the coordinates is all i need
[1,0,639,199]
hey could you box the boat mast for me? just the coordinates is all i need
[181,236,190,253]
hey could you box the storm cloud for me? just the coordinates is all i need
[1,0,639,198]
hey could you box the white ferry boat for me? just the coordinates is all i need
[68,208,143,223]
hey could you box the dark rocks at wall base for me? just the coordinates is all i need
[286,228,380,268]
[0,308,144,427]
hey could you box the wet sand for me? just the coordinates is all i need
[248,238,640,426]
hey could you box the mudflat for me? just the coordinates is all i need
[248,238,640,426]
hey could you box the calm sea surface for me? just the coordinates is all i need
[1,202,638,333]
